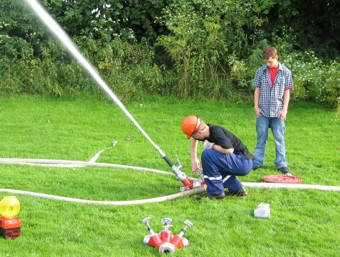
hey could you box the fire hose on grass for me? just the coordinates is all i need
[0,152,205,205]
[0,155,339,206]
[0,132,339,207]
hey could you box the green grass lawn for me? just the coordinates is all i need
[0,95,339,257]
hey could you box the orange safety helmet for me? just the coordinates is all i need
[181,115,201,138]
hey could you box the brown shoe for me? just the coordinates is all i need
[197,192,225,200]
[278,167,293,176]
[225,187,248,196]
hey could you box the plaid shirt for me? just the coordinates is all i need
[253,62,293,117]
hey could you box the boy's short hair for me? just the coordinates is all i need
[263,47,278,59]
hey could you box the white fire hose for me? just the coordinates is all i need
[0,153,339,206]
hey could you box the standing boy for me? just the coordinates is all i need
[253,46,293,175]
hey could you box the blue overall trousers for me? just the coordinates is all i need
[201,149,253,195]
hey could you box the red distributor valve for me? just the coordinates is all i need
[141,217,193,255]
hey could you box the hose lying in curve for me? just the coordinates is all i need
[0,158,339,206]
[0,187,205,206]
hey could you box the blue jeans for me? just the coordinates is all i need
[254,115,288,169]
[201,150,253,195]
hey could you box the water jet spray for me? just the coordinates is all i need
[24,0,203,189]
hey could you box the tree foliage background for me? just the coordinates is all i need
[0,0,339,106]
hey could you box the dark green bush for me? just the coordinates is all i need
[283,51,340,107]
[0,0,338,107]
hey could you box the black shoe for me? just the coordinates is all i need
[252,164,263,170]
[197,192,225,200]
[225,187,248,196]
[278,167,293,176]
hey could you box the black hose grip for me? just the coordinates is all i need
[163,156,174,168]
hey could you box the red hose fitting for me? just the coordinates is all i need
[171,235,189,248]
[144,234,162,248]
[160,229,173,243]
[180,177,206,191]
[171,219,193,248]
[180,177,194,188]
